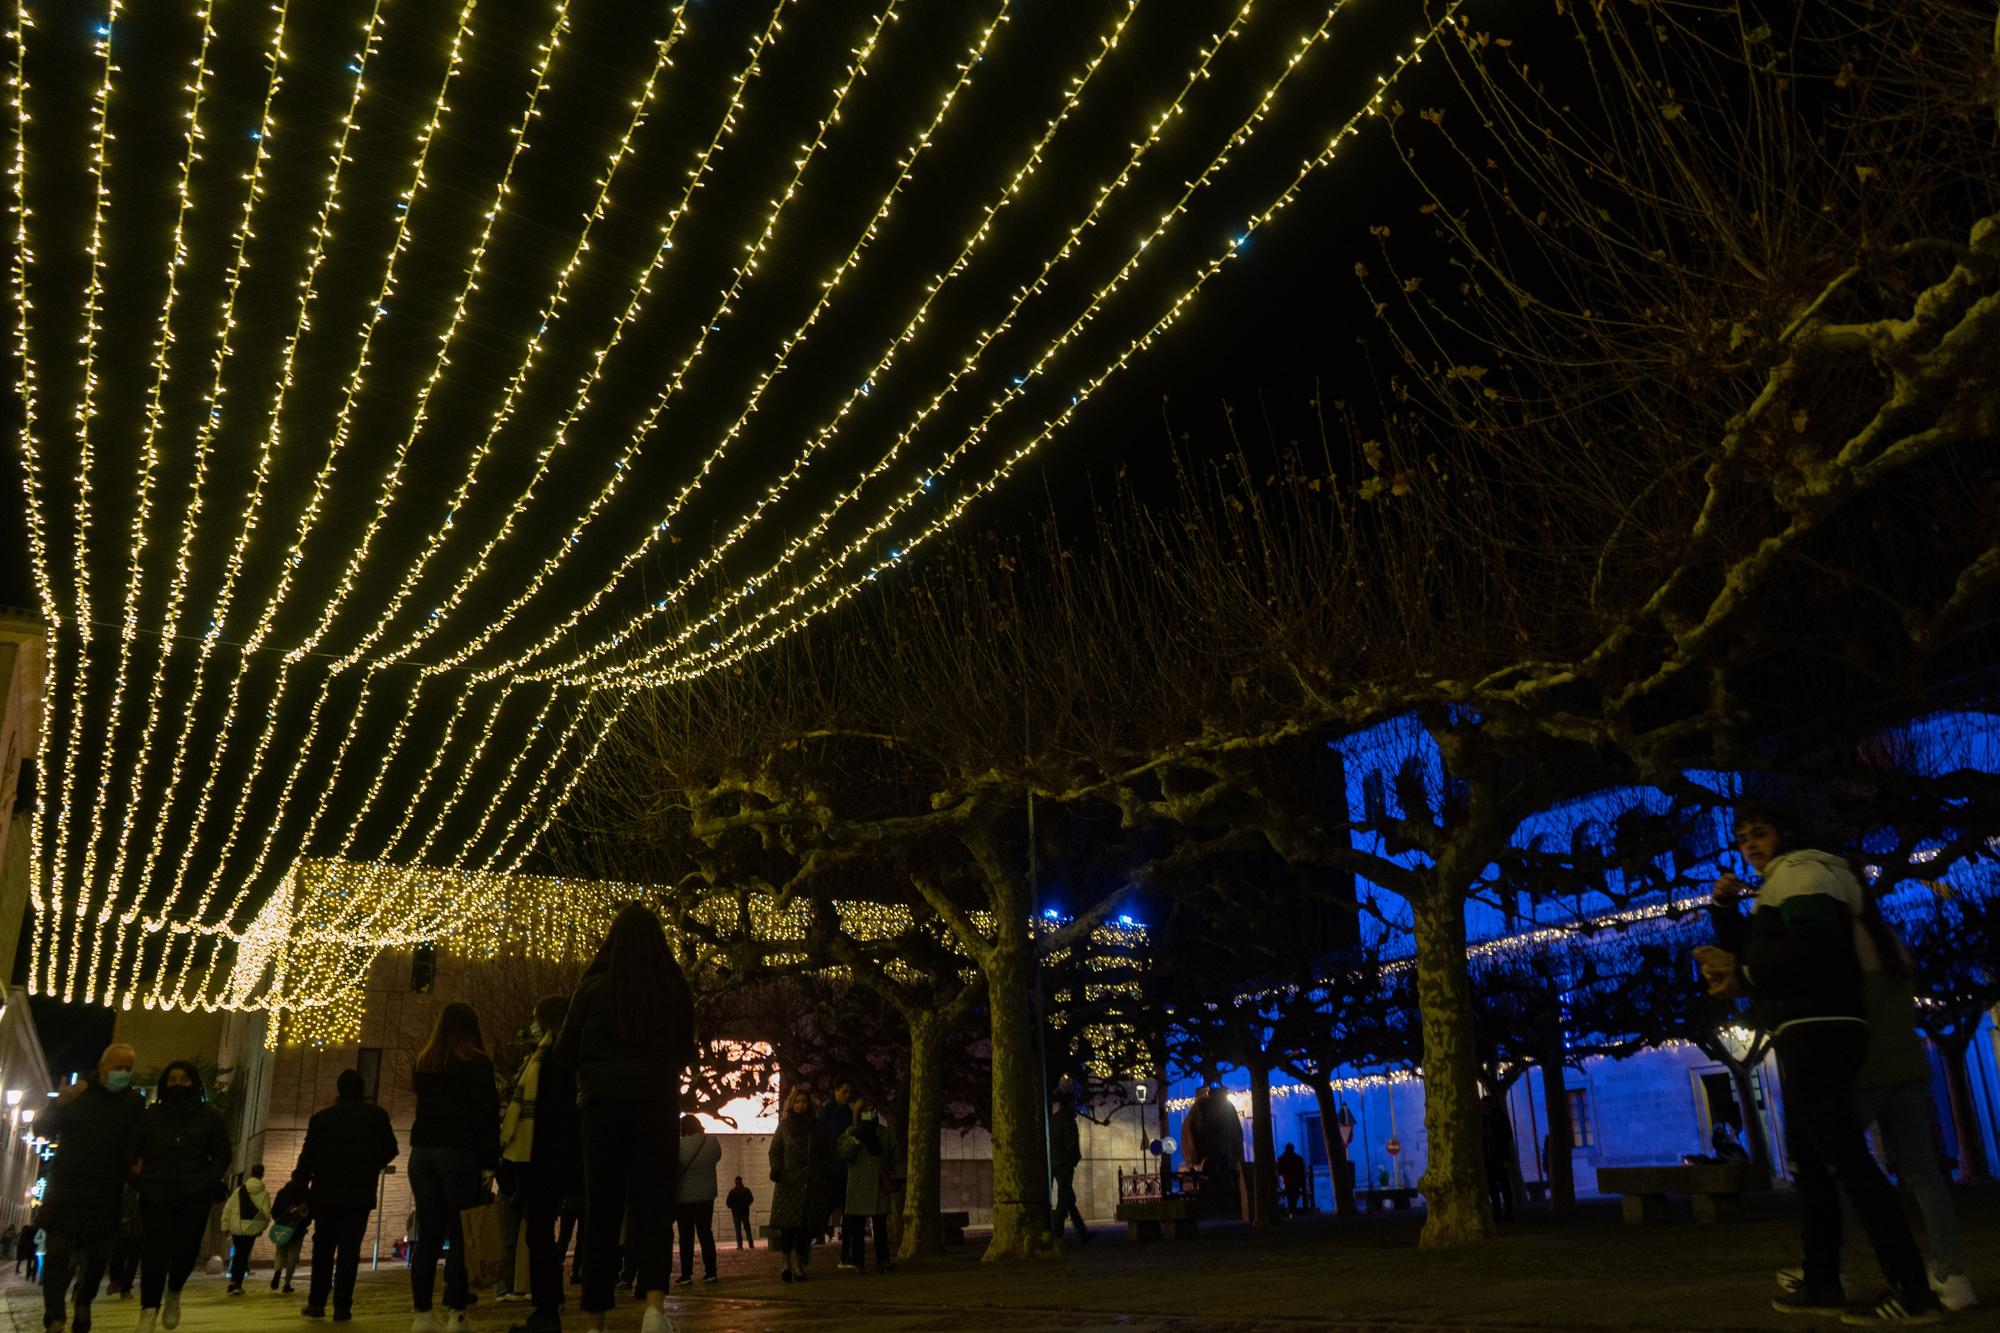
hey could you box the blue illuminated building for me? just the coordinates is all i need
[1159,709,2000,1208]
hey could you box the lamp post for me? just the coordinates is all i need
[1132,1080,1151,1176]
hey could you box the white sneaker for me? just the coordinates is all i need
[137,1312,158,1333]
[1932,1272,1977,1312]
[441,1311,469,1332]
[640,1308,678,1333]
[161,1290,181,1330]
[410,1314,439,1333]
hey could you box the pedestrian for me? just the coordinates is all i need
[1694,802,1942,1325]
[106,1183,142,1297]
[816,1082,854,1243]
[1180,1085,1211,1176]
[291,1066,398,1323]
[1771,896,1977,1313]
[1480,1093,1517,1223]
[768,1086,827,1283]
[0,1222,15,1263]
[724,1178,753,1250]
[27,1218,45,1282]
[504,993,580,1333]
[266,1178,309,1293]
[1276,1142,1308,1217]
[674,1113,720,1286]
[1709,1120,1750,1163]
[836,1096,898,1273]
[408,1001,502,1332]
[131,1057,231,1332]
[555,902,695,1333]
[1048,1090,1088,1246]
[38,1043,144,1333]
[221,1163,272,1293]
[495,1001,554,1310]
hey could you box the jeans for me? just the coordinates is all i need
[1050,1166,1086,1240]
[41,1220,114,1330]
[139,1195,211,1308]
[306,1206,371,1316]
[839,1212,889,1267]
[1855,1078,1966,1279]
[228,1232,256,1288]
[1776,1024,1930,1299]
[580,1101,673,1313]
[730,1209,753,1248]
[408,1144,484,1313]
[675,1201,717,1279]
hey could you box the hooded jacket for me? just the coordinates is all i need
[132,1067,232,1204]
[1712,849,1867,1034]
[39,1080,143,1226]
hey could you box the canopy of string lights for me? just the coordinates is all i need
[9,0,1458,1011]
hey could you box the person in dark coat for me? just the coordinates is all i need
[292,1066,398,1320]
[407,1002,501,1329]
[1048,1091,1088,1246]
[1276,1143,1308,1216]
[132,1058,231,1329]
[555,903,694,1333]
[766,1086,826,1283]
[38,1042,143,1333]
[504,994,576,1333]
[724,1178,753,1250]
[815,1082,854,1241]
[266,1179,309,1293]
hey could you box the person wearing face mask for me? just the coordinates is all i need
[130,1060,232,1332]
[38,1042,145,1333]
[500,994,577,1333]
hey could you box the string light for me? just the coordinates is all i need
[462,1,1018,682]
[75,0,219,1006]
[410,0,901,680]
[595,3,1442,689]
[522,0,1254,687]
[136,0,387,1007]
[49,0,122,1001]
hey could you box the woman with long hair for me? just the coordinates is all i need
[131,1059,231,1332]
[555,902,695,1333]
[766,1086,827,1283]
[408,1000,500,1333]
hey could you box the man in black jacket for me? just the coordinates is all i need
[291,1068,398,1321]
[1695,806,1940,1326]
[39,1042,144,1333]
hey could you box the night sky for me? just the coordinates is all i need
[2,0,1463,1015]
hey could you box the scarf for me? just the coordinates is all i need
[500,1035,549,1164]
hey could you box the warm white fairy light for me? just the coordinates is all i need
[162,0,478,985]
[359,0,798,677]
[6,2,48,617]
[410,684,544,865]
[138,0,387,1002]
[74,1,219,1005]
[463,1,1016,682]
[520,0,1248,686]
[312,8,688,678]
[450,686,588,868]
[284,0,574,665]
[611,11,1460,688]
[48,0,122,1001]
[492,689,632,873]
[414,1,904,680]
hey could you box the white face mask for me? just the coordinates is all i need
[529,1022,544,1040]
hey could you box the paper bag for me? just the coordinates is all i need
[459,1200,508,1289]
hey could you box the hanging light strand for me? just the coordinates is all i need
[75,0,220,1006]
[461,1,1016,683]
[411,1,902,680]
[520,0,1249,686]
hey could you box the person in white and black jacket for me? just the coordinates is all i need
[1694,803,1941,1326]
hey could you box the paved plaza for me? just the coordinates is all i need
[4,1194,1999,1333]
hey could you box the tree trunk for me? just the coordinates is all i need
[981,925,1058,1260]
[1940,1037,1991,1184]
[1247,1052,1280,1227]
[897,1010,948,1259]
[1308,1078,1355,1216]
[1537,1041,1574,1217]
[1410,884,1492,1247]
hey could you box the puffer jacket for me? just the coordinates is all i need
[38,1081,143,1226]
[133,1096,232,1203]
[222,1176,272,1236]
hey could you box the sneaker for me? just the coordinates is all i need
[301,1306,326,1319]
[137,1314,157,1333]
[1841,1290,1943,1325]
[1773,1287,1849,1317]
[702,1274,718,1283]
[411,1314,440,1333]
[1932,1272,1977,1313]
[162,1291,181,1330]
[640,1310,677,1333]
[228,1284,244,1296]
[496,1291,529,1304]
[283,1284,295,1294]
[1777,1266,1868,1304]
[442,1312,470,1332]
[836,1261,858,1271]
[673,1274,691,1286]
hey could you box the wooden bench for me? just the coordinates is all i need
[1114,1195,1218,1241]
[1355,1187,1422,1212]
[1595,1163,1769,1224]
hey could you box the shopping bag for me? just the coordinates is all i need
[459,1200,509,1289]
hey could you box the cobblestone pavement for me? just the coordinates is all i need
[3,1193,1998,1333]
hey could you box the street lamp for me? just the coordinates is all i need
[4,1090,21,1109]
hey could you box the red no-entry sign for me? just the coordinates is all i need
[1385,1137,1401,1157]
